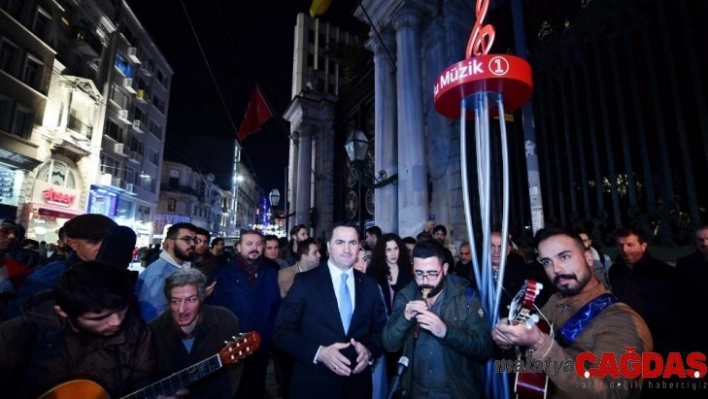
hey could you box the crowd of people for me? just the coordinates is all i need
[0,214,706,398]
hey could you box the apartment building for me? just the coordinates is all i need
[0,0,172,247]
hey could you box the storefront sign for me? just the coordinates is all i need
[42,187,76,207]
[31,180,81,210]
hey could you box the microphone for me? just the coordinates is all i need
[386,356,410,399]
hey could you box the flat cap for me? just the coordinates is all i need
[63,214,117,241]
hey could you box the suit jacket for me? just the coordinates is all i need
[273,262,387,399]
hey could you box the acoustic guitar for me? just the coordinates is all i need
[508,280,550,399]
[39,331,261,399]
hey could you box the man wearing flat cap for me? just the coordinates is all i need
[5,214,117,319]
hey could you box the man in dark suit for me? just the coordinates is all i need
[274,224,387,399]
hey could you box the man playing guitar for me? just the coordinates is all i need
[492,228,652,398]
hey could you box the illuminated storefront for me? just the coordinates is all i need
[23,160,84,243]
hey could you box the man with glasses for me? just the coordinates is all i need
[382,239,493,399]
[136,222,197,322]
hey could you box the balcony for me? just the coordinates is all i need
[69,27,103,58]
[128,151,143,164]
[135,89,148,103]
[131,119,145,133]
[67,115,93,139]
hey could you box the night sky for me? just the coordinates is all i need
[126,0,364,195]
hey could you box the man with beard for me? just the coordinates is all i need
[136,223,197,322]
[382,239,493,398]
[207,230,281,399]
[150,268,243,398]
[493,228,652,399]
[0,261,156,398]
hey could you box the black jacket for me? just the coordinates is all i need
[0,292,154,399]
[150,304,243,398]
[608,253,678,354]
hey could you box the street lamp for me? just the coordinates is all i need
[344,130,397,188]
[269,188,295,220]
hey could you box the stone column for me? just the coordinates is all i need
[287,132,299,230]
[393,7,428,237]
[366,29,398,234]
[295,126,312,226]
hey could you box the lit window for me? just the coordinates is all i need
[36,160,78,189]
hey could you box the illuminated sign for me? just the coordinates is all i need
[42,187,76,207]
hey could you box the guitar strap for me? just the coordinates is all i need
[554,293,620,348]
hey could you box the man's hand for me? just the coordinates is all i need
[404,300,429,321]
[415,310,447,338]
[205,280,217,298]
[350,338,371,374]
[316,342,352,376]
[492,318,545,350]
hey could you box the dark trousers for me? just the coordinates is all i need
[273,346,294,399]
[237,349,269,399]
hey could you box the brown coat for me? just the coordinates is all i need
[278,264,299,298]
[529,282,653,399]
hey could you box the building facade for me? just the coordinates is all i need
[0,0,172,248]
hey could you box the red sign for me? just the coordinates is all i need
[433,0,533,119]
[42,187,76,207]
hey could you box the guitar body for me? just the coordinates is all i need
[38,379,110,399]
[514,320,551,399]
[39,331,261,399]
[508,280,551,399]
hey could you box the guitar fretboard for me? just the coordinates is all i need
[122,355,223,399]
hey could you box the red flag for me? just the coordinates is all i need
[237,86,273,141]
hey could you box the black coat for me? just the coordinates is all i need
[149,304,243,399]
[608,253,678,354]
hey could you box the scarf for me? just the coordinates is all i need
[235,255,260,286]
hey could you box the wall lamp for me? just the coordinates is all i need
[344,130,397,189]
[269,189,296,219]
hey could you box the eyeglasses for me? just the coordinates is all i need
[172,236,201,245]
[414,270,441,278]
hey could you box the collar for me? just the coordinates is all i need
[555,280,606,312]
[160,250,191,268]
[327,260,354,279]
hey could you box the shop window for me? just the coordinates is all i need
[36,160,78,189]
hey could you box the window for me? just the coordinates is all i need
[0,39,18,74]
[151,95,164,113]
[0,96,11,131]
[100,154,120,176]
[148,120,162,139]
[104,120,122,141]
[36,160,78,189]
[133,105,146,124]
[156,70,163,84]
[123,167,136,184]
[22,54,42,89]
[32,7,52,42]
[10,105,33,139]
[129,135,143,154]
[114,54,133,78]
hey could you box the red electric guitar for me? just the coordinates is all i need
[39,331,261,399]
[508,280,551,399]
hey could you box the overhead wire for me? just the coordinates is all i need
[178,0,261,186]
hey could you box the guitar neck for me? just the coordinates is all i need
[122,354,223,399]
